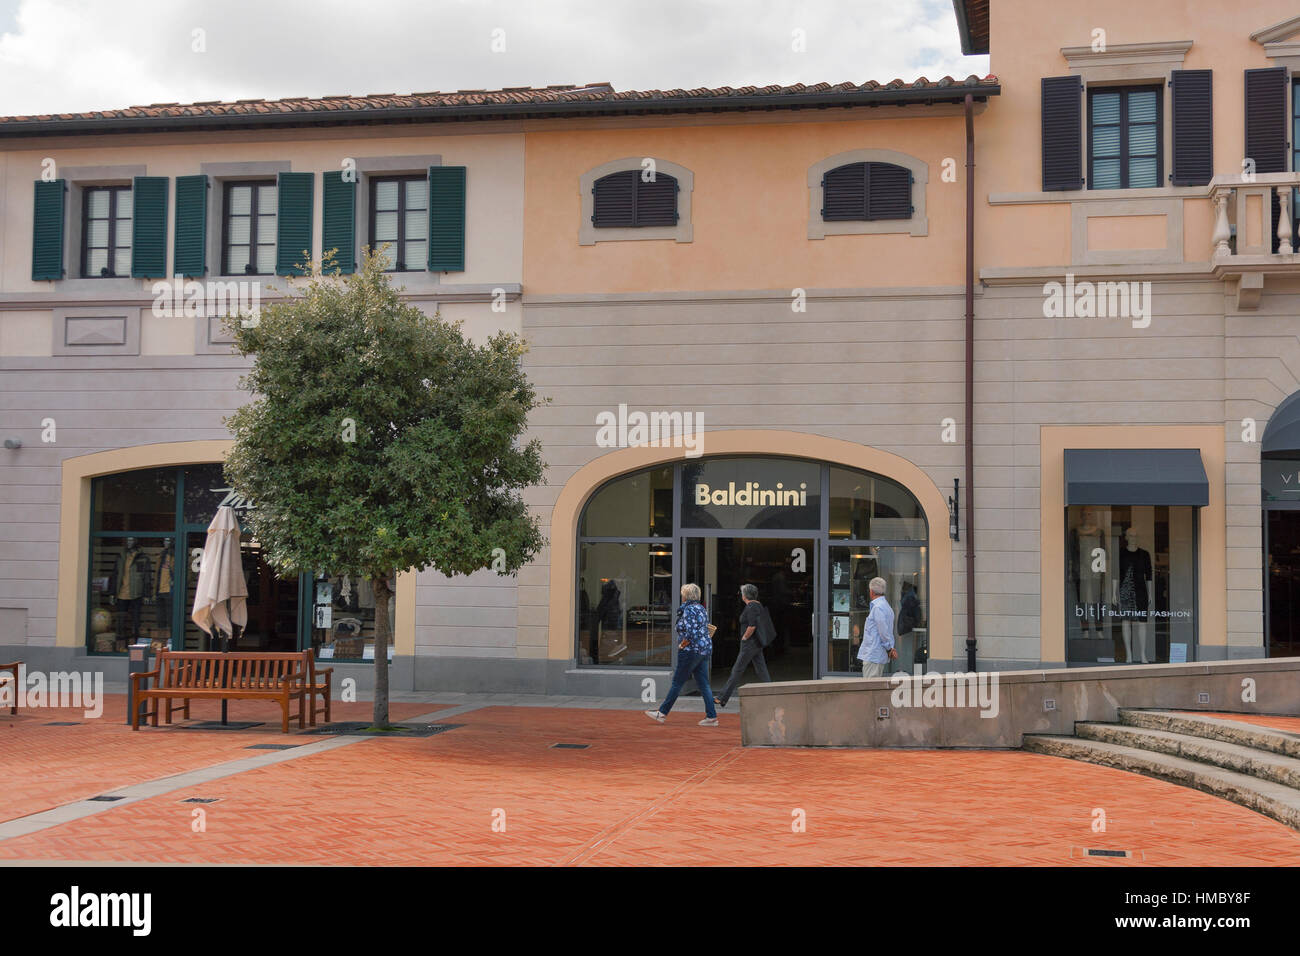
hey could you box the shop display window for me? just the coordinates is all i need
[1066,505,1197,664]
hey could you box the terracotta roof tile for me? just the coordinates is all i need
[0,76,999,129]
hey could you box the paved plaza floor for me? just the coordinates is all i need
[3,693,1299,866]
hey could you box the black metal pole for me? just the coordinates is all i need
[220,628,229,725]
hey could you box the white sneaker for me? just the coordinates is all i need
[698,717,719,726]
[644,710,665,723]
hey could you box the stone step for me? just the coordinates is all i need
[1076,721,1300,791]
[1022,734,1300,832]
[1118,709,1300,760]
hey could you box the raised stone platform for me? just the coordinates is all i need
[737,658,1300,748]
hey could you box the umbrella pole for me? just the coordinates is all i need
[220,627,229,726]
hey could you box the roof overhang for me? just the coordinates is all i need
[0,83,1001,139]
[953,0,989,56]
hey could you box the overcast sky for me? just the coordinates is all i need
[0,0,988,117]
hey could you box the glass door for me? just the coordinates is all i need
[684,536,816,685]
[1266,510,1300,657]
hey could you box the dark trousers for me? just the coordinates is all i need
[118,597,143,640]
[658,649,717,719]
[717,638,770,706]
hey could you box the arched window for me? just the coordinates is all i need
[575,457,928,674]
[821,162,912,222]
[807,149,928,238]
[591,170,680,228]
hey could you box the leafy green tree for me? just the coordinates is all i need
[224,250,545,726]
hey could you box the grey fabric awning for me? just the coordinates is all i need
[1262,390,1300,457]
[1064,449,1208,506]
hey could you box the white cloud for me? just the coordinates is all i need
[0,0,988,117]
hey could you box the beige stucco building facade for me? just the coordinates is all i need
[1,0,1299,695]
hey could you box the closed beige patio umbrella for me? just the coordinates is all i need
[191,505,248,724]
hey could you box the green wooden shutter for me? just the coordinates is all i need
[275,171,314,276]
[130,176,169,279]
[31,179,66,281]
[321,170,356,274]
[173,174,208,277]
[428,165,466,272]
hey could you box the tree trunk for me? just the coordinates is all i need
[372,574,392,727]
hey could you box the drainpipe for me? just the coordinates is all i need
[964,92,977,672]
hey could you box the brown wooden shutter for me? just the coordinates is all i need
[1170,69,1213,186]
[592,170,637,227]
[1042,75,1084,190]
[1245,67,1288,252]
[865,162,912,220]
[1245,67,1288,174]
[636,172,678,225]
[821,163,868,220]
[592,169,679,227]
[821,162,911,221]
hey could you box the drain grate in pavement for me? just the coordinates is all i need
[43,721,80,726]
[551,743,590,749]
[245,743,300,750]
[180,797,220,804]
[302,721,464,738]
[87,795,125,802]
[173,721,264,731]
[1086,849,1132,858]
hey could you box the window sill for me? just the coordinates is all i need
[989,185,1207,205]
[810,217,927,239]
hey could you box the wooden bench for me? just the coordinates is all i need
[131,651,308,733]
[1,660,19,715]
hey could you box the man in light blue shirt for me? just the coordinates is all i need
[856,577,896,678]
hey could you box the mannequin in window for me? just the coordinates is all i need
[853,550,879,609]
[112,537,153,643]
[1073,507,1108,636]
[595,579,623,662]
[154,539,174,638]
[1113,526,1153,663]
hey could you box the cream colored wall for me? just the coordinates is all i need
[980,0,1300,271]
[0,128,524,292]
[524,115,970,294]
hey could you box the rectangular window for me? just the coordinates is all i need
[1066,505,1197,665]
[1089,86,1161,189]
[369,175,428,272]
[222,180,277,275]
[82,185,132,278]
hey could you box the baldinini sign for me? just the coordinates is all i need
[694,481,810,507]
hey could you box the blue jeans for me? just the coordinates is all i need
[658,649,717,719]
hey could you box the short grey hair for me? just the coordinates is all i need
[740,583,758,601]
[869,577,887,597]
[681,582,701,602]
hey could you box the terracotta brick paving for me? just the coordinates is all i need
[0,695,440,822]
[1183,712,1300,735]
[3,704,1299,865]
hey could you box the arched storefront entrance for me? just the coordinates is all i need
[1262,391,1300,658]
[571,446,936,683]
[56,442,397,663]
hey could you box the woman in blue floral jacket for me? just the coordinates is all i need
[646,583,719,725]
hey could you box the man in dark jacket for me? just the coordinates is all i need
[714,583,774,708]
